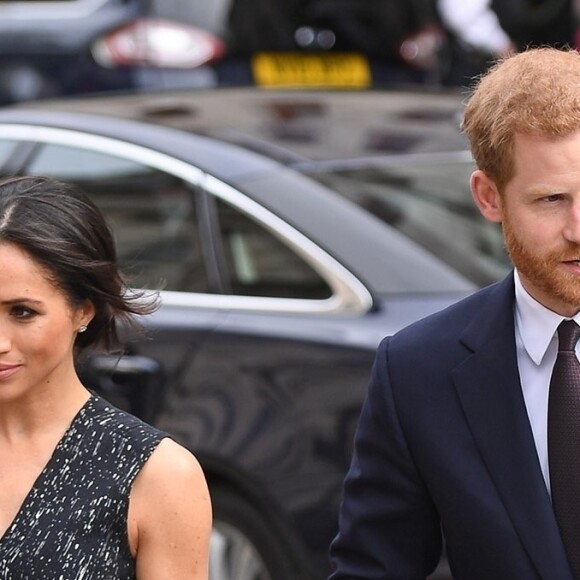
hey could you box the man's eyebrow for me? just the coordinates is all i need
[524,185,567,195]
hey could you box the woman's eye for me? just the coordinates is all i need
[11,306,37,319]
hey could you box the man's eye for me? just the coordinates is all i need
[544,194,563,202]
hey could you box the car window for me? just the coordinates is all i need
[214,197,332,299]
[307,157,510,287]
[0,0,107,6]
[25,142,330,301]
[0,139,19,167]
[25,143,211,293]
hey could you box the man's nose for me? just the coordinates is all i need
[564,202,580,243]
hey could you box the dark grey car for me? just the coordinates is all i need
[0,0,441,105]
[0,87,510,579]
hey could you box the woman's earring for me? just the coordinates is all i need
[78,325,88,333]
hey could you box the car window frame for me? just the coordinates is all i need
[0,123,372,315]
[201,183,335,301]
[0,0,113,19]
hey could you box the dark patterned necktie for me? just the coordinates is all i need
[548,319,580,577]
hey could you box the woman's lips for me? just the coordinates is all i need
[0,364,22,380]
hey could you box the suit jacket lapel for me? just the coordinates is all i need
[452,274,572,580]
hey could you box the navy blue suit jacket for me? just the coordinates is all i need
[329,274,573,579]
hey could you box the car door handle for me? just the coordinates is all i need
[81,354,165,421]
[88,353,162,377]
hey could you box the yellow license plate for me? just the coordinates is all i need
[252,52,371,88]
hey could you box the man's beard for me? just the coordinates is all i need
[503,215,580,308]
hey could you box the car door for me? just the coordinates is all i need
[0,132,382,579]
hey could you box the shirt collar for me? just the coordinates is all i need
[513,269,580,365]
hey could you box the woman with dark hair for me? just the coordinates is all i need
[0,176,212,579]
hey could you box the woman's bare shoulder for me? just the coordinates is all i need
[129,437,212,578]
[139,437,208,489]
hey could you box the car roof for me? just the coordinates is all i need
[1,86,470,163]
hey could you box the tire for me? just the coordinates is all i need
[209,486,305,580]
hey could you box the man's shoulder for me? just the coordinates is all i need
[387,274,514,353]
[368,275,514,395]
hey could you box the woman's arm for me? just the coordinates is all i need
[129,438,212,579]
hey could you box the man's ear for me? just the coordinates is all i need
[470,169,503,223]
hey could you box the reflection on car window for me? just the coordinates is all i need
[214,197,332,300]
[308,158,510,287]
[0,139,19,168]
[26,143,211,293]
[25,144,146,180]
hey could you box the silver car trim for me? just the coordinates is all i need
[292,150,475,172]
[0,0,111,19]
[0,124,373,314]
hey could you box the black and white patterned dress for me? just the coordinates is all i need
[0,394,167,579]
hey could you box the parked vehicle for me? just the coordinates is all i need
[0,87,510,579]
[0,0,225,104]
[0,0,442,104]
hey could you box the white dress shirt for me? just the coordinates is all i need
[514,270,580,494]
[437,0,512,54]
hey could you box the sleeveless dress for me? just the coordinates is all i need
[0,394,168,579]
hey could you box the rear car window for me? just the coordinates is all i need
[214,197,332,299]
[306,156,510,287]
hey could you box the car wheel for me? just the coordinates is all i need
[209,487,303,580]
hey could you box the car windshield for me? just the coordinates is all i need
[301,153,511,287]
